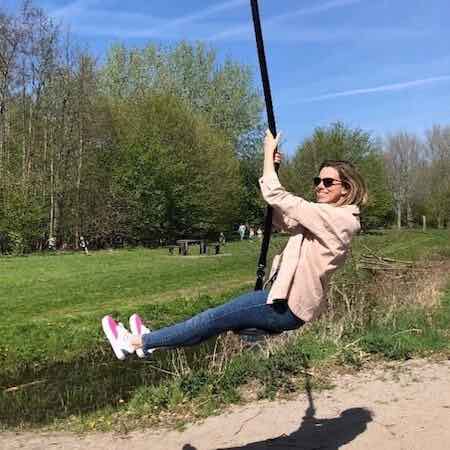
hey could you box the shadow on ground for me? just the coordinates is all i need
[183,406,373,450]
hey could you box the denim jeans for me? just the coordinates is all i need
[142,290,304,352]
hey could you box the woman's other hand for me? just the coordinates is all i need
[274,151,282,165]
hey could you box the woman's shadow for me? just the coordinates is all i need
[183,355,373,450]
[183,405,372,450]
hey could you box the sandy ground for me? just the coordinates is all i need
[2,358,450,450]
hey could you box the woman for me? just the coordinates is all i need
[102,130,367,360]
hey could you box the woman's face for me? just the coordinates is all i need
[315,167,348,204]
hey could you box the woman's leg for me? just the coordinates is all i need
[141,290,304,353]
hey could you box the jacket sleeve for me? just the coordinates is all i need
[259,173,358,247]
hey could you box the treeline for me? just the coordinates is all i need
[0,2,449,254]
[0,2,264,253]
[281,123,450,230]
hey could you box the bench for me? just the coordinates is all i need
[166,245,185,255]
[166,242,221,255]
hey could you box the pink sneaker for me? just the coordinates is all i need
[129,313,155,358]
[101,315,135,360]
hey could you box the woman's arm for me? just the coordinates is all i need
[260,130,360,244]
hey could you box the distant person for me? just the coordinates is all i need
[249,227,255,240]
[219,232,226,245]
[257,227,263,240]
[48,236,56,251]
[102,130,367,360]
[238,223,246,240]
[79,236,89,255]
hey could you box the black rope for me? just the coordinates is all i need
[250,0,279,291]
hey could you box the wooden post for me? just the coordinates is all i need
[422,216,426,232]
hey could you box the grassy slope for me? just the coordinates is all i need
[1,229,449,430]
[0,240,266,367]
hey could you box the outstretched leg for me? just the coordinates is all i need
[140,290,303,353]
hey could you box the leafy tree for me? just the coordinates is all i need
[100,41,263,147]
[113,92,241,241]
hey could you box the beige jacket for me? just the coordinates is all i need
[259,173,361,322]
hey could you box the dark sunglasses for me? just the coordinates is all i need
[313,177,342,188]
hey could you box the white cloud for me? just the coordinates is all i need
[296,75,450,103]
[50,0,100,19]
[208,0,362,41]
[49,0,248,39]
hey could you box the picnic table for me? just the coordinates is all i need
[176,239,205,255]
[166,239,221,255]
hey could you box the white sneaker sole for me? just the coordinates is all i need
[102,315,126,360]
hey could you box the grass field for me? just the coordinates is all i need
[1,229,450,431]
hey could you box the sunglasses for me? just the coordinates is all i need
[313,177,342,188]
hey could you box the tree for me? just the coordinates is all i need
[100,41,263,149]
[112,92,241,241]
[424,125,450,227]
[384,132,421,228]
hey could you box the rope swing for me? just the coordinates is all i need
[250,0,279,291]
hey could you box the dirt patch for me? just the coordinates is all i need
[3,358,450,449]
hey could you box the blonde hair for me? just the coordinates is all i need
[320,160,368,207]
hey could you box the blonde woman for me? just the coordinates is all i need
[102,130,367,360]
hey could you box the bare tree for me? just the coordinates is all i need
[384,132,422,228]
[425,125,450,228]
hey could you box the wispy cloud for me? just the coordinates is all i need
[296,76,450,103]
[134,0,248,38]
[50,0,101,19]
[50,0,248,39]
[270,0,362,24]
[158,0,247,29]
[208,0,362,41]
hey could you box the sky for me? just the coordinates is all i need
[3,0,450,154]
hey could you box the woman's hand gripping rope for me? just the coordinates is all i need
[263,129,282,176]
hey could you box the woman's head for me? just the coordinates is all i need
[314,160,368,207]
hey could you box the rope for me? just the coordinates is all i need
[250,0,279,290]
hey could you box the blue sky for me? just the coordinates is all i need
[4,0,450,154]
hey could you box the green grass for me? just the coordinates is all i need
[1,229,449,431]
[0,239,281,368]
[359,286,450,359]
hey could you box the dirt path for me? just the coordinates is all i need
[3,358,450,450]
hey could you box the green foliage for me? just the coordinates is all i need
[112,92,241,239]
[100,41,263,146]
[0,186,47,254]
[359,152,394,228]
[236,127,266,225]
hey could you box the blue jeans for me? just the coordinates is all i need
[142,290,304,352]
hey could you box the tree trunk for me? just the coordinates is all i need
[406,200,414,228]
[49,145,55,240]
[396,201,402,229]
[75,120,84,248]
[26,101,33,179]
